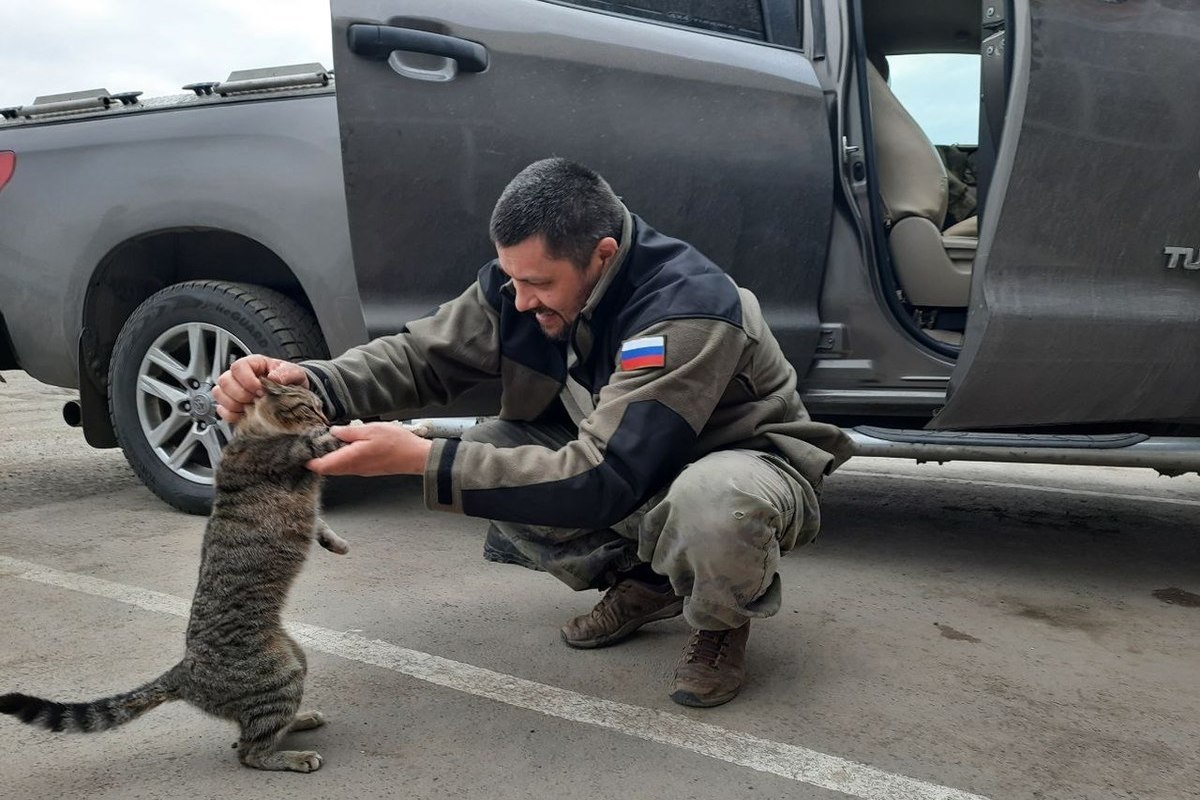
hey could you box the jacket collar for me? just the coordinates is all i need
[579,205,634,322]
[569,206,634,364]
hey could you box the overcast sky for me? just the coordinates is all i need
[0,2,977,145]
[0,0,334,108]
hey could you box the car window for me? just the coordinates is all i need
[887,53,980,146]
[553,1,766,41]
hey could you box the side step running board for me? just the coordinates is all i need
[848,426,1200,476]
[392,419,1199,477]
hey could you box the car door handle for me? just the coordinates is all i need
[347,24,488,73]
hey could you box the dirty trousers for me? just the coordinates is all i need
[463,419,820,630]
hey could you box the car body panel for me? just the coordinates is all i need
[331,0,834,376]
[0,93,364,387]
[935,0,1200,428]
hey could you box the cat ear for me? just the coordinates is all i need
[259,376,281,392]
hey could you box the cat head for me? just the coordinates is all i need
[237,377,329,436]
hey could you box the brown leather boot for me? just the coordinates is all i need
[560,579,684,649]
[669,621,750,707]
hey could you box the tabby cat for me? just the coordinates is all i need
[0,379,347,773]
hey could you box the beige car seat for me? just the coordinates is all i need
[867,60,977,308]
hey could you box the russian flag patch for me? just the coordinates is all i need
[619,336,666,371]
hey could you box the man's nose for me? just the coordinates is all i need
[513,286,536,313]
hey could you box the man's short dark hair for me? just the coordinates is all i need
[489,158,625,268]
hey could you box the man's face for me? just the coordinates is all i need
[497,235,616,341]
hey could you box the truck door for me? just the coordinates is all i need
[933,0,1200,429]
[329,0,832,373]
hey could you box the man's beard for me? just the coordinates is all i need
[531,309,569,341]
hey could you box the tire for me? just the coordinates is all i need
[109,281,327,514]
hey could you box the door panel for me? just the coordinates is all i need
[934,0,1200,429]
[330,0,832,374]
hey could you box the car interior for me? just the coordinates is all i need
[858,0,995,349]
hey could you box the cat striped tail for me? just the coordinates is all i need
[0,665,183,733]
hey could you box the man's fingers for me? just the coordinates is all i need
[215,355,268,410]
[305,422,430,477]
[211,381,241,408]
[215,373,254,407]
[328,424,374,442]
[213,397,243,423]
[229,355,272,398]
[265,363,310,387]
[214,355,306,421]
[307,425,397,475]
[306,442,363,475]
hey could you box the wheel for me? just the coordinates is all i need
[109,281,327,514]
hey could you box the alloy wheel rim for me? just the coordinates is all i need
[135,322,250,485]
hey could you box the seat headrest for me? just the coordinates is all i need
[867,51,889,82]
[866,61,948,228]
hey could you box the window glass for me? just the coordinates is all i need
[564,1,765,41]
[887,53,981,145]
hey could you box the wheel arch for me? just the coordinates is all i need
[78,227,327,447]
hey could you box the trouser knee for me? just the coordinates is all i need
[640,450,807,629]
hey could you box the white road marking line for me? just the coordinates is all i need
[836,470,1200,508]
[0,554,991,800]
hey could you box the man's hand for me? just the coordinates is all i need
[306,423,434,477]
[213,354,310,423]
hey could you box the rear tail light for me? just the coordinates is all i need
[0,151,14,193]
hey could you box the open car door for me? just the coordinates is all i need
[328,0,832,374]
[933,0,1200,430]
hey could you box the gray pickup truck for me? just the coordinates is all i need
[1,0,1198,513]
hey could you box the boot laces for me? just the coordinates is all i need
[684,629,729,667]
[589,581,633,621]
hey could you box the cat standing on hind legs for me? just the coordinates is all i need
[0,379,347,773]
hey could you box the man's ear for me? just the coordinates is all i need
[593,236,619,268]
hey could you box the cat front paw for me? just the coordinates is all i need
[318,535,350,555]
[311,431,345,458]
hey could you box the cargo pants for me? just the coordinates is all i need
[463,419,821,631]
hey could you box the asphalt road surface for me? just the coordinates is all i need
[1,371,1198,800]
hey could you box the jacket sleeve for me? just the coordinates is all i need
[422,317,747,528]
[300,279,501,422]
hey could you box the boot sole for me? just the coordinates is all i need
[669,686,742,708]
[560,599,685,649]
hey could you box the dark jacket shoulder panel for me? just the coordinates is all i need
[608,217,744,342]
